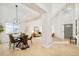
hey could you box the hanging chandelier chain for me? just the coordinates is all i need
[16,5,18,24]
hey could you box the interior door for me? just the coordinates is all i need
[64,24,73,39]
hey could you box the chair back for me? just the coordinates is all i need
[21,35,28,45]
[29,35,32,40]
[9,34,15,43]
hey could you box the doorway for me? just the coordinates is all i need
[64,24,73,39]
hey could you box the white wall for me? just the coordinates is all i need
[25,17,42,37]
[52,8,75,39]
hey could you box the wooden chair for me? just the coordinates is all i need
[70,37,77,45]
[9,34,18,49]
[28,35,32,43]
[23,35,32,44]
[21,35,29,48]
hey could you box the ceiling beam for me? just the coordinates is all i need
[22,3,46,14]
[54,3,75,18]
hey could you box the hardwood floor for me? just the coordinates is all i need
[0,37,79,56]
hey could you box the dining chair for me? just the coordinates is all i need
[9,34,18,49]
[28,35,32,44]
[70,37,77,45]
[22,35,28,45]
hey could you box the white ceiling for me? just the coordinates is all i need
[0,3,42,23]
[0,3,76,24]
[22,3,46,14]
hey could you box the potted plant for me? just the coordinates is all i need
[0,24,4,44]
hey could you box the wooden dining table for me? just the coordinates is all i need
[14,35,29,48]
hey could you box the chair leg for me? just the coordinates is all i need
[31,40,32,44]
[9,42,11,49]
[75,38,77,45]
[13,43,15,49]
[70,37,71,44]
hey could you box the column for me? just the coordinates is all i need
[41,13,53,48]
[75,3,79,47]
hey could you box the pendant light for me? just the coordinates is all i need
[13,5,19,34]
[15,5,18,24]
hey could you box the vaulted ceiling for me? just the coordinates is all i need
[0,3,44,23]
[0,3,76,24]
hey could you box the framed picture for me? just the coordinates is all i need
[34,26,39,32]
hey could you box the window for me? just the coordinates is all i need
[5,23,20,34]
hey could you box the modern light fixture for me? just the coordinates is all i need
[13,5,20,33]
[15,5,18,24]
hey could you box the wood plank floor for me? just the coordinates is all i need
[0,37,79,56]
